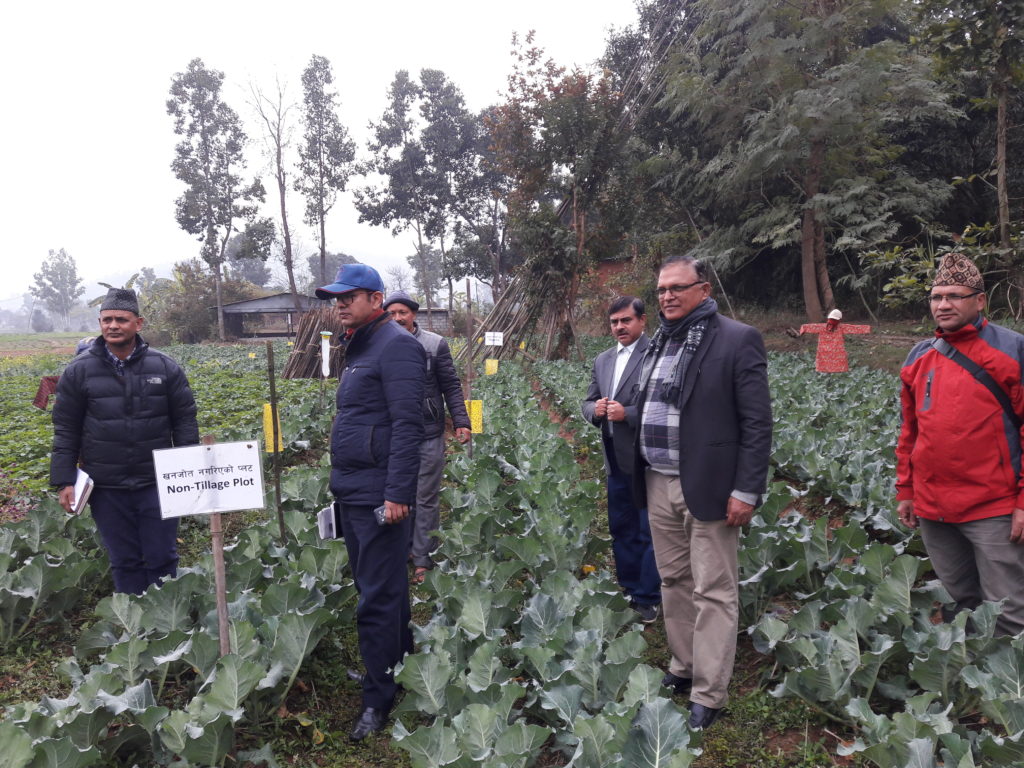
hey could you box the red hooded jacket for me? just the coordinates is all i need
[896,316,1024,522]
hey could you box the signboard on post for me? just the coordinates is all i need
[485,331,504,346]
[154,441,265,519]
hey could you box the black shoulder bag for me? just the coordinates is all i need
[931,337,1022,431]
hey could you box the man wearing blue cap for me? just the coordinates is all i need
[316,264,426,741]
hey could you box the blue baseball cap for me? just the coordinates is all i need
[315,264,385,300]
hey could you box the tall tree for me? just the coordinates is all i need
[30,248,85,331]
[356,70,438,309]
[657,0,956,320]
[920,0,1024,254]
[252,79,301,309]
[417,69,482,312]
[167,57,265,340]
[295,55,357,287]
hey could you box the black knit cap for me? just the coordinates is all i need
[100,288,140,315]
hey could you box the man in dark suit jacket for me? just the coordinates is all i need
[582,297,661,622]
[634,255,772,730]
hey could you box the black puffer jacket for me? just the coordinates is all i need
[50,336,199,490]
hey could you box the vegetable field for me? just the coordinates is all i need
[1,338,1024,767]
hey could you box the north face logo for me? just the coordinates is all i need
[146,377,163,385]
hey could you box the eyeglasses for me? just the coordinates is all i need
[657,281,707,297]
[927,292,981,304]
[335,291,369,307]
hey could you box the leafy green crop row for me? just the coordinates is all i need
[392,363,701,767]
[1,481,352,767]
[532,350,1024,766]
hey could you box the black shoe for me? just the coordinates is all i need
[346,668,365,683]
[688,702,723,730]
[632,602,660,624]
[350,707,387,741]
[661,671,693,696]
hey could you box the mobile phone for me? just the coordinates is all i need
[374,504,387,526]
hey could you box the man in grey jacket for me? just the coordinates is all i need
[384,290,471,582]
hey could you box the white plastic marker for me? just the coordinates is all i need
[320,331,332,377]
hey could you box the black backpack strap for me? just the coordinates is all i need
[931,337,1022,431]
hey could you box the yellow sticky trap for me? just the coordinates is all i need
[464,400,483,433]
[477,337,483,344]
[263,403,284,452]
[485,359,499,375]
[287,341,294,346]
[519,341,525,350]
[248,353,256,359]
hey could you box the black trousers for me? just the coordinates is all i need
[89,485,178,594]
[338,502,414,710]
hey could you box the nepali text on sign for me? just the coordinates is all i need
[153,441,265,519]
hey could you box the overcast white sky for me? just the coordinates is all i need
[0,0,638,310]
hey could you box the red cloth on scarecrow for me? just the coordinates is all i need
[33,376,60,410]
[799,323,871,372]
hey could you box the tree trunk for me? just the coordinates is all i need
[996,80,1011,252]
[319,195,328,286]
[801,138,826,322]
[415,221,434,331]
[813,218,835,312]
[214,265,225,341]
[274,139,301,314]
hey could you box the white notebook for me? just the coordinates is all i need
[73,469,94,514]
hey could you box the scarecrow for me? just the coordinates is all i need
[799,309,871,372]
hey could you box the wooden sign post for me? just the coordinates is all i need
[153,439,266,657]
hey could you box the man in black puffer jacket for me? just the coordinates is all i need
[50,288,198,595]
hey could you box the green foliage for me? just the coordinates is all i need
[391,363,700,765]
[2,502,353,766]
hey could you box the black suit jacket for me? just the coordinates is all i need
[633,312,773,521]
[582,334,649,476]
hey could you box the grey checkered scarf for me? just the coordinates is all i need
[642,298,717,404]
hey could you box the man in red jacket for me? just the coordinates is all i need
[896,252,1024,636]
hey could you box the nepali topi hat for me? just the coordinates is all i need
[933,253,984,292]
[100,288,140,315]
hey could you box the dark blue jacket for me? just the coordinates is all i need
[330,313,426,506]
[50,335,199,490]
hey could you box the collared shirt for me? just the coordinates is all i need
[610,339,639,396]
[105,343,140,376]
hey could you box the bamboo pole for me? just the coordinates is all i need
[464,278,474,460]
[203,434,231,657]
[265,341,286,543]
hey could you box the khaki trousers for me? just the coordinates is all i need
[646,469,739,708]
